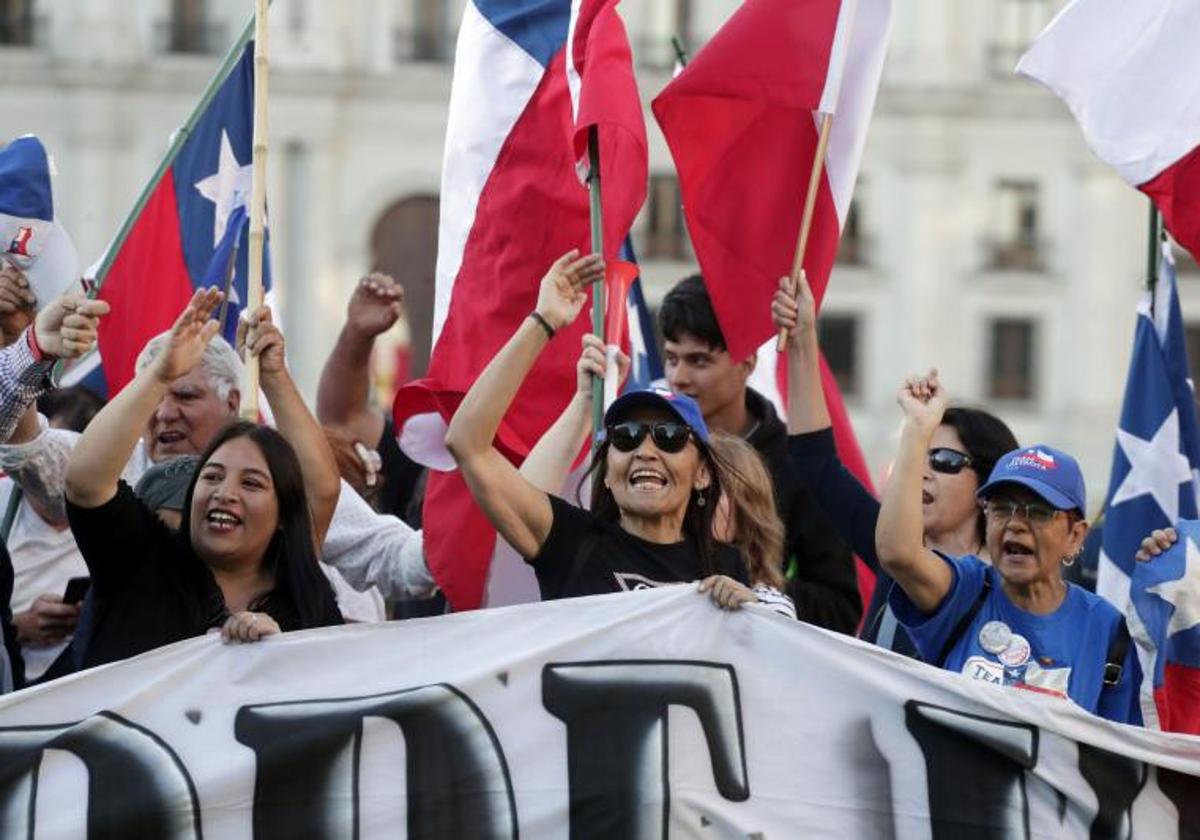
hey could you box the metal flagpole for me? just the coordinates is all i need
[1147,201,1163,316]
[241,0,270,420]
[587,125,605,444]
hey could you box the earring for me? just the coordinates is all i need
[1061,552,1077,567]
[695,490,706,508]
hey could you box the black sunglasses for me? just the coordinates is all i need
[928,447,974,475]
[607,421,693,454]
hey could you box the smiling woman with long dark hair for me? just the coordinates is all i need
[445,251,750,603]
[64,290,342,667]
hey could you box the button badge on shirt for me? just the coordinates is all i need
[999,633,1031,668]
[979,620,1013,654]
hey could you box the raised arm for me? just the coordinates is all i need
[315,273,404,446]
[445,251,604,557]
[875,371,955,612]
[771,273,831,434]
[65,289,220,508]
[243,306,341,544]
[520,332,627,494]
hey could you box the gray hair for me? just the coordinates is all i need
[135,331,243,401]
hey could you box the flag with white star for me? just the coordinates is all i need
[1099,242,1200,726]
[93,39,270,394]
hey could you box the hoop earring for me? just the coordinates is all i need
[1061,552,1077,568]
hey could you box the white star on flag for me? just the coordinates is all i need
[194,130,252,247]
[1147,535,1200,637]
[1111,409,1193,522]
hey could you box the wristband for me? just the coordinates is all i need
[529,311,556,340]
[25,326,46,362]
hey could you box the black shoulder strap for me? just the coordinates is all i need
[1103,620,1131,688]
[935,575,992,668]
[0,486,23,545]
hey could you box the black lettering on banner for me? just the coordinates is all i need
[0,711,201,839]
[1158,767,1200,840]
[905,701,1038,840]
[1077,743,1146,839]
[542,660,749,840]
[234,685,517,840]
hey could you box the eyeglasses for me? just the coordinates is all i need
[928,447,973,475]
[607,421,693,454]
[984,500,1062,527]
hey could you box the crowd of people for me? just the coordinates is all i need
[0,228,1160,728]
[0,140,1170,731]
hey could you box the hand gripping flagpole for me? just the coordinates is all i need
[587,125,606,445]
[776,113,834,352]
[241,0,270,420]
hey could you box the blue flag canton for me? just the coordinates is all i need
[171,42,271,343]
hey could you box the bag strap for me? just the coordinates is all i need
[1103,620,1131,688]
[935,574,993,668]
[0,486,23,545]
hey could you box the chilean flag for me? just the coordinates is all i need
[393,0,647,611]
[94,40,268,395]
[654,0,891,612]
[1017,0,1200,262]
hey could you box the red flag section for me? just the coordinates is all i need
[652,0,843,362]
[1141,145,1200,263]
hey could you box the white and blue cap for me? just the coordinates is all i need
[976,444,1086,513]
[599,387,710,444]
[0,135,79,309]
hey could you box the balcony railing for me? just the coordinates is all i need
[984,236,1047,272]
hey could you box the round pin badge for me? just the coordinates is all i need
[999,633,1031,668]
[978,621,1012,655]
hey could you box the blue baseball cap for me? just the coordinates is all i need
[600,387,710,444]
[976,444,1086,512]
[0,135,79,308]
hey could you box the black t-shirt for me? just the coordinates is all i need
[528,495,749,600]
[66,482,342,668]
[378,417,426,528]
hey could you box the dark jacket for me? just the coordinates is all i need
[744,390,862,633]
[787,426,918,657]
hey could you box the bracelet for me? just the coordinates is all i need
[25,326,46,362]
[529,311,556,340]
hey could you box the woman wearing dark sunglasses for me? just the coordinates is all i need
[446,252,750,601]
[771,276,1017,656]
[875,372,1141,724]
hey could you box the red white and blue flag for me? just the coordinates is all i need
[91,39,268,396]
[393,0,647,611]
[1097,244,1200,731]
[1017,0,1200,262]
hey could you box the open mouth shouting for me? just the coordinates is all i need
[1000,539,1036,565]
[629,468,669,492]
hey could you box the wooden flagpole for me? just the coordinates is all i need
[776,112,834,352]
[241,0,270,420]
[587,125,605,445]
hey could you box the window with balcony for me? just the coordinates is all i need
[819,314,861,398]
[987,318,1038,401]
[0,0,34,47]
[988,180,1044,271]
[642,174,689,261]
[988,0,1057,78]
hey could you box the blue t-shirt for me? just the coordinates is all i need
[890,554,1142,725]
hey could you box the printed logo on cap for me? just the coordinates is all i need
[1008,448,1058,472]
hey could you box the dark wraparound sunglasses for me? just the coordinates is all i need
[928,447,974,475]
[607,421,693,454]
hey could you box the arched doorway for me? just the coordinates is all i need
[370,194,439,381]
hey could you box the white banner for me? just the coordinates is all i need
[0,586,1198,838]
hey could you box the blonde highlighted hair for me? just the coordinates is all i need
[707,434,786,590]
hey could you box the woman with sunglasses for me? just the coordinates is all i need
[446,252,749,601]
[771,276,1017,655]
[875,372,1141,724]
